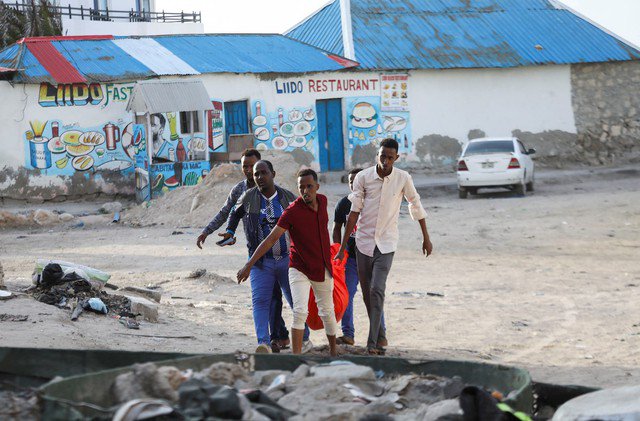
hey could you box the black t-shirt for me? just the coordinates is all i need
[334,195,357,258]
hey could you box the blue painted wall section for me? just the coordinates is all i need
[251,100,319,162]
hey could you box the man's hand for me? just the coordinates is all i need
[196,233,208,249]
[217,232,236,246]
[237,264,251,284]
[422,238,433,257]
[333,247,345,262]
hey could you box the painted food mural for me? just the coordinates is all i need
[251,101,318,155]
[346,97,412,153]
[24,119,136,174]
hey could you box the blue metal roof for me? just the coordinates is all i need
[286,0,640,69]
[0,33,356,84]
[287,1,344,57]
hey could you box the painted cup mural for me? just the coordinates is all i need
[24,120,136,174]
[346,97,412,153]
[251,101,318,156]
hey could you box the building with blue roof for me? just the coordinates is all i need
[0,0,639,200]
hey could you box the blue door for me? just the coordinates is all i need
[224,100,249,143]
[316,99,344,172]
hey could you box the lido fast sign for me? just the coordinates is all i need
[275,77,380,95]
[38,82,134,107]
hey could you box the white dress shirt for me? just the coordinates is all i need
[348,166,427,257]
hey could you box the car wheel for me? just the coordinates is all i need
[458,188,468,199]
[514,182,525,196]
[526,178,534,192]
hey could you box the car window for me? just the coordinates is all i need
[464,141,514,156]
[517,141,527,154]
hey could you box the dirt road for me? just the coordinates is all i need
[1,167,638,388]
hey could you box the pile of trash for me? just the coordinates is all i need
[106,360,520,420]
[27,260,138,327]
[123,151,303,228]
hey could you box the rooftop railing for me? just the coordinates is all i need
[2,1,201,23]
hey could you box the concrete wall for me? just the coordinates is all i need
[409,65,577,169]
[571,61,640,165]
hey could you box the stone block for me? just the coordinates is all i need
[124,294,159,322]
[59,213,75,222]
[33,209,58,226]
[120,286,162,303]
[310,362,375,381]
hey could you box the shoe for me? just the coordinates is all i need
[336,336,355,346]
[301,340,314,354]
[377,338,388,347]
[255,344,272,354]
[277,338,290,349]
[367,346,384,356]
[270,340,281,353]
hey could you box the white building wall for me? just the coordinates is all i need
[409,65,577,143]
[60,18,204,36]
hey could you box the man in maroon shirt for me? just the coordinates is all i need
[237,169,338,356]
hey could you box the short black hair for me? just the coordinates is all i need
[297,168,318,182]
[348,168,363,176]
[255,160,274,173]
[380,138,399,152]
[242,148,261,160]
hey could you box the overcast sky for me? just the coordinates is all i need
[156,0,640,46]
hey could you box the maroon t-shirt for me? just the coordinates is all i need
[277,194,333,282]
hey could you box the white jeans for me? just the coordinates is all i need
[289,268,338,336]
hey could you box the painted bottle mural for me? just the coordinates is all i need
[51,121,59,138]
[176,139,186,162]
[28,120,52,169]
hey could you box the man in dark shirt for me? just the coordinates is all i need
[196,150,289,352]
[237,169,338,356]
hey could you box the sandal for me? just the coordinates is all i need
[367,347,385,356]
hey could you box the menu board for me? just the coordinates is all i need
[380,74,409,112]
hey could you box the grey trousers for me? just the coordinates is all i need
[356,247,395,348]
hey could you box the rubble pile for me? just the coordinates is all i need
[0,209,75,229]
[0,389,40,421]
[110,361,469,420]
[124,151,302,228]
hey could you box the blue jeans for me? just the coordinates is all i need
[270,284,288,342]
[342,256,386,339]
[250,257,308,345]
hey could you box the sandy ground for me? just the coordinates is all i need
[1,167,639,389]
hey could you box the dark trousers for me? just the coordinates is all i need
[357,247,394,348]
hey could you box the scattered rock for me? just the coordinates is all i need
[187,268,207,279]
[99,201,123,214]
[124,294,159,322]
[310,361,376,381]
[112,363,179,404]
[203,362,251,387]
[120,286,162,303]
[58,213,75,222]
[33,209,58,226]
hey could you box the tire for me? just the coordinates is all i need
[458,188,468,199]
[514,182,525,196]
[526,178,534,192]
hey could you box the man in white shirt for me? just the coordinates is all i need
[334,138,433,355]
